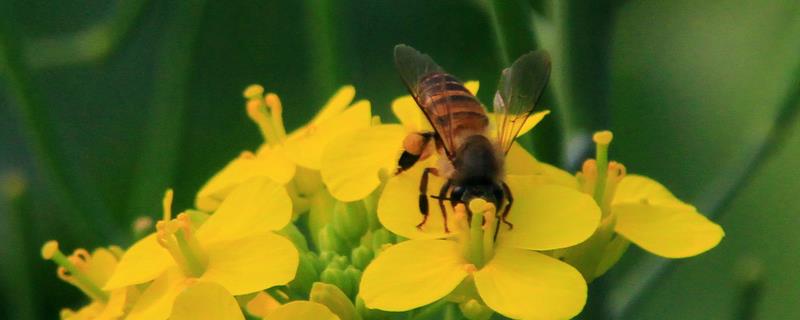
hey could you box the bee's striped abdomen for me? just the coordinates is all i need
[417,73,489,141]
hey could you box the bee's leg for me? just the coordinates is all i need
[416,167,439,229]
[500,182,514,230]
[396,132,435,174]
[437,179,452,233]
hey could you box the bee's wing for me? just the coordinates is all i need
[394,44,458,158]
[494,50,551,154]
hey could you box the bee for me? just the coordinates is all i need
[393,44,551,233]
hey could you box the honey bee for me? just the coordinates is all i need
[393,44,551,233]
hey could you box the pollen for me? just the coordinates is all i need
[41,240,59,260]
[592,130,613,145]
[243,84,264,99]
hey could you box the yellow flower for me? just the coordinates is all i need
[556,131,725,279]
[104,177,298,320]
[321,81,565,202]
[196,85,372,212]
[41,241,129,320]
[360,167,600,319]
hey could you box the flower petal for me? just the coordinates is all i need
[321,124,406,201]
[311,85,356,125]
[504,143,579,189]
[195,147,295,212]
[199,232,299,295]
[474,246,587,320]
[197,177,292,245]
[360,239,469,311]
[284,100,372,169]
[104,234,172,289]
[85,248,119,287]
[391,96,432,132]
[264,301,340,320]
[377,164,455,240]
[613,203,724,258]
[126,267,188,320]
[613,175,694,209]
[496,176,600,250]
[464,80,479,94]
[169,282,244,320]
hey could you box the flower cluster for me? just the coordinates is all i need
[43,82,723,319]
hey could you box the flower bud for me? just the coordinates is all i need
[310,282,362,320]
[332,201,368,245]
[369,228,395,253]
[459,299,493,320]
[350,245,374,270]
[319,224,349,255]
[288,251,321,296]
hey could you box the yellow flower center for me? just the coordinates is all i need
[244,84,288,146]
[41,240,109,302]
[453,199,499,268]
[155,189,208,277]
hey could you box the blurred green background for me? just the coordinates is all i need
[1,0,798,319]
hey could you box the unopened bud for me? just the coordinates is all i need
[459,299,493,320]
[350,245,374,270]
[310,282,362,320]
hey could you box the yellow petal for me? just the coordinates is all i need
[126,267,188,320]
[504,143,579,189]
[94,288,127,320]
[284,100,372,169]
[195,147,295,212]
[61,302,104,320]
[311,85,356,125]
[104,234,172,289]
[360,239,468,311]
[84,248,119,287]
[197,177,292,245]
[264,301,339,320]
[169,282,244,320]
[321,124,406,201]
[377,165,455,240]
[496,176,600,250]
[474,246,587,320]
[200,232,298,295]
[613,175,694,210]
[391,96,432,132]
[464,80,480,95]
[613,203,724,258]
[246,292,281,318]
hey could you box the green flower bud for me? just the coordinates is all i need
[278,223,310,252]
[332,201,368,245]
[288,251,320,297]
[320,267,349,296]
[319,224,349,255]
[369,228,395,253]
[350,245,374,270]
[343,266,362,298]
[308,190,337,250]
[459,299,493,320]
[310,282,362,320]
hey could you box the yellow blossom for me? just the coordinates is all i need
[104,178,298,320]
[557,131,725,279]
[321,81,567,202]
[196,85,372,211]
[41,241,129,320]
[360,198,598,319]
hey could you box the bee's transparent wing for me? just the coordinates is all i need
[494,50,551,154]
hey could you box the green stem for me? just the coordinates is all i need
[23,0,150,69]
[0,4,120,242]
[609,58,800,319]
[304,0,341,103]
[124,1,207,222]
[557,0,617,170]
[482,0,563,165]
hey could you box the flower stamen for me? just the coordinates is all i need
[156,189,208,277]
[41,241,109,302]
